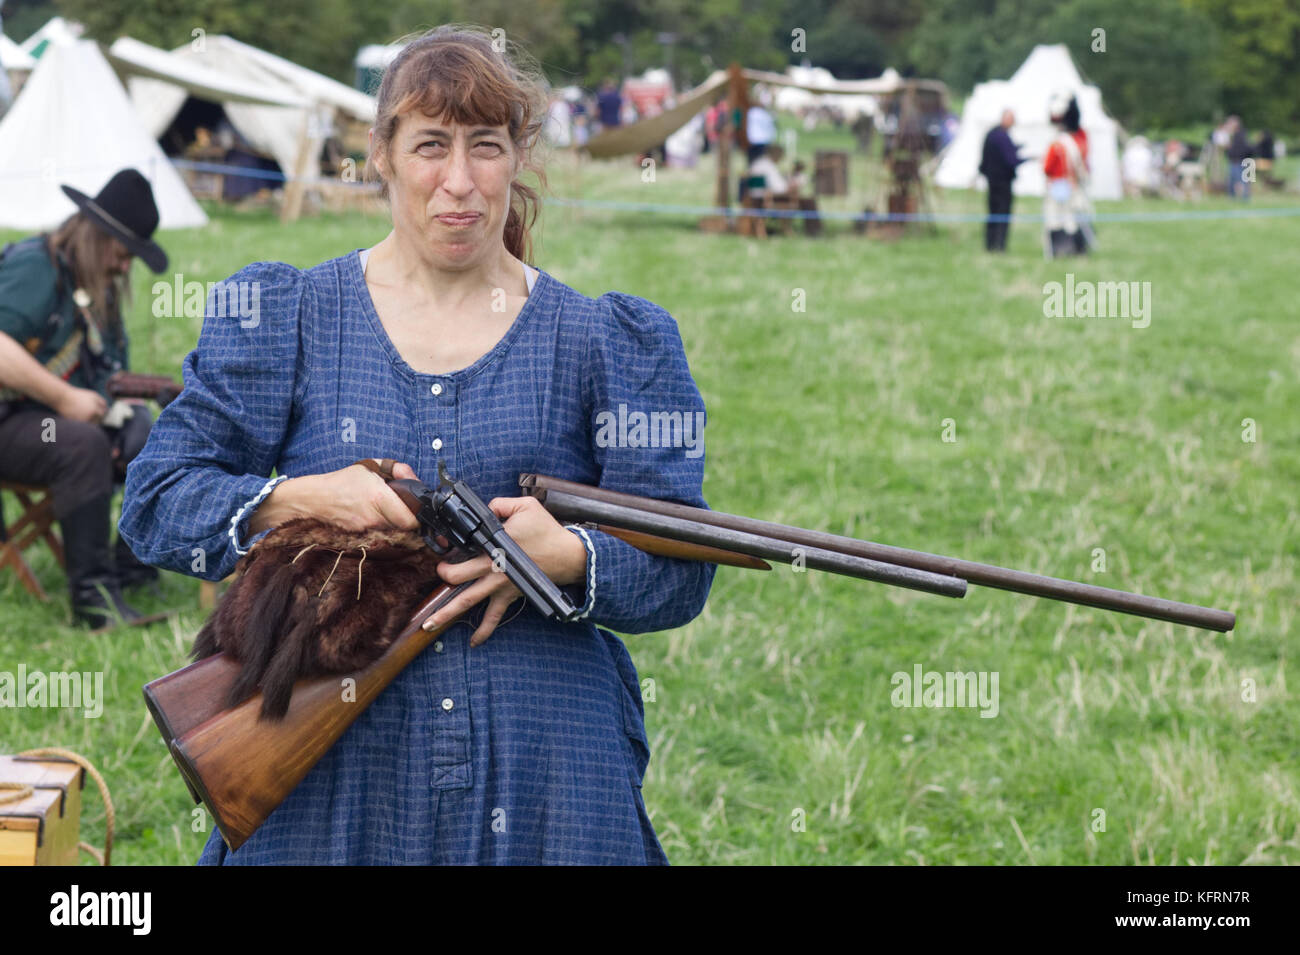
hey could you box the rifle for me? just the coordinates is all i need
[106,371,182,407]
[145,469,1232,850]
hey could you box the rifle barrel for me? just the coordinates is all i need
[539,489,967,599]
[520,474,1235,632]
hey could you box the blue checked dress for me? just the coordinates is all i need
[119,250,715,865]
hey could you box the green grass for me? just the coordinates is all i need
[2,130,1297,865]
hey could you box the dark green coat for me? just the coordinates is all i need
[0,236,129,407]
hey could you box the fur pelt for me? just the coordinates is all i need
[193,518,442,720]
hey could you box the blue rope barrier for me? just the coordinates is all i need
[546,195,1300,224]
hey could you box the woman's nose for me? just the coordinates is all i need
[441,146,475,195]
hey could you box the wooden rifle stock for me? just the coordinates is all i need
[146,583,466,850]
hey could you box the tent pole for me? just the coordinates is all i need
[280,111,314,224]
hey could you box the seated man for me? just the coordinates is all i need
[0,169,170,630]
[746,144,790,200]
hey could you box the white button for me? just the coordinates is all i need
[433,641,444,653]
[431,437,443,451]
[441,698,454,711]
[430,383,443,396]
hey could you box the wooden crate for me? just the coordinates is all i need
[0,756,84,866]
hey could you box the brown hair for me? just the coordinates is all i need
[44,213,130,335]
[366,25,549,264]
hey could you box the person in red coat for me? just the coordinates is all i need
[1042,93,1094,258]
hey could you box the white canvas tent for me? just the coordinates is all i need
[934,44,1122,201]
[108,37,306,111]
[0,40,208,229]
[121,35,374,179]
[1,32,36,72]
[772,64,885,121]
[19,16,83,58]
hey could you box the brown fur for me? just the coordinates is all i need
[193,518,442,719]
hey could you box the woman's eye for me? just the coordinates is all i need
[474,142,503,153]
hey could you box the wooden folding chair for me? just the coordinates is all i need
[0,482,65,601]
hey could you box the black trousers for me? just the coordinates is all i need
[986,181,1013,251]
[0,404,153,520]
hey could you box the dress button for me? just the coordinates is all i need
[441,698,454,711]
[433,640,444,653]
[430,383,443,396]
[431,437,443,451]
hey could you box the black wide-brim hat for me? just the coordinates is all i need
[61,168,169,273]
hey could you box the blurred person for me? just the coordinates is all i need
[1043,93,1093,257]
[744,143,788,200]
[979,109,1024,252]
[1225,116,1252,199]
[1122,136,1155,198]
[596,77,622,131]
[0,169,170,630]
[543,92,571,147]
[788,160,808,196]
[746,102,776,162]
[1254,128,1274,176]
[570,93,589,147]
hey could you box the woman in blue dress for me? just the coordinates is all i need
[119,26,715,865]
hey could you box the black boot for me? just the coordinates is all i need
[114,533,160,592]
[1049,229,1071,258]
[61,495,144,631]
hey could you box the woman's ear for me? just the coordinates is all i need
[367,127,386,181]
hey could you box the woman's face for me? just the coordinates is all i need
[378,109,518,269]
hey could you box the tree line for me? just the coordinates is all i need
[7,0,1298,133]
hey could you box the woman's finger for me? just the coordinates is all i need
[438,555,494,584]
[375,482,421,530]
[423,572,518,631]
[470,591,520,647]
[423,576,496,631]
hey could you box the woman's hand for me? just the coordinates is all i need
[423,495,588,647]
[248,459,422,536]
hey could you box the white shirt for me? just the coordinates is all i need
[747,107,776,146]
[748,156,787,194]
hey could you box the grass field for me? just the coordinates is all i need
[2,127,1297,865]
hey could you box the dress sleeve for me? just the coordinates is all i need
[567,291,717,634]
[118,261,312,581]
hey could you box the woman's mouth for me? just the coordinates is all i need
[437,212,481,226]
